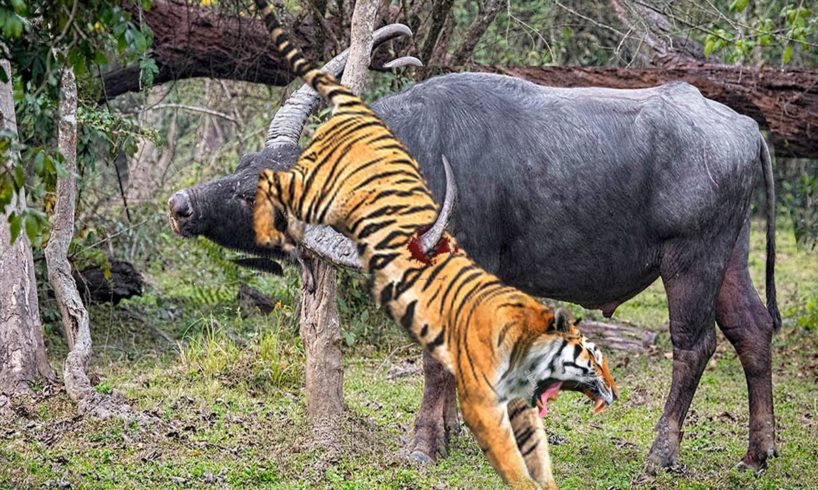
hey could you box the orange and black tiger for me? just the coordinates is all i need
[251,2,618,488]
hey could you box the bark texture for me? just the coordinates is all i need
[46,67,94,402]
[297,257,344,446]
[49,68,142,420]
[341,0,380,95]
[292,0,381,448]
[577,320,658,354]
[449,0,503,65]
[476,64,818,158]
[104,0,311,100]
[0,59,55,395]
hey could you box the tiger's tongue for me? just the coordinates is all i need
[538,381,562,417]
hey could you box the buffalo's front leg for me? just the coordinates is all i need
[409,349,458,463]
[646,249,723,473]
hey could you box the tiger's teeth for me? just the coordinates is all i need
[593,398,607,415]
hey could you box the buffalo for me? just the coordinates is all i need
[169,58,780,472]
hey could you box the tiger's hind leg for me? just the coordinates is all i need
[460,390,538,489]
[507,398,556,490]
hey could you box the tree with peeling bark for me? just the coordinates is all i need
[288,0,383,449]
[0,60,55,400]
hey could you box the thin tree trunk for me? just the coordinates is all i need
[45,66,95,403]
[295,0,380,448]
[341,0,380,95]
[298,257,344,446]
[0,59,55,397]
[419,0,454,64]
[47,67,141,421]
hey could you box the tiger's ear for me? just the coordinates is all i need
[554,308,572,333]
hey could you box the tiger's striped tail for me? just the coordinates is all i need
[255,0,354,106]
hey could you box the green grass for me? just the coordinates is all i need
[1,220,816,489]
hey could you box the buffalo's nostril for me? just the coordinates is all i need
[169,192,192,219]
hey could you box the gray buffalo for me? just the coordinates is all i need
[169,67,780,473]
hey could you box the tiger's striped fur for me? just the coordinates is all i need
[251,3,618,488]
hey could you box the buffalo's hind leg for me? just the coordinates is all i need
[409,349,458,463]
[645,244,725,473]
[716,222,777,471]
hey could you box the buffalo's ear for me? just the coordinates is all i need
[554,308,572,333]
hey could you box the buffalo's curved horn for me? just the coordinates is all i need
[266,23,416,148]
[301,154,457,268]
[419,155,456,253]
[380,56,423,69]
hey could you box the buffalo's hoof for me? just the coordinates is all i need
[408,450,435,465]
[736,445,778,475]
[643,448,680,476]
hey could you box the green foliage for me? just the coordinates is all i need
[178,312,303,393]
[0,0,155,245]
[701,1,816,65]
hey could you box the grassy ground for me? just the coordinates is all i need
[1,220,816,489]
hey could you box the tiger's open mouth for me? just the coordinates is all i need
[532,380,611,417]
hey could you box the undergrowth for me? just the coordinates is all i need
[1,220,816,489]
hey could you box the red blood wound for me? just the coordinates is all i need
[408,227,458,264]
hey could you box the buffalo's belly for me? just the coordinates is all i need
[496,236,662,308]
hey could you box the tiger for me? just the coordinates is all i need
[250,2,618,488]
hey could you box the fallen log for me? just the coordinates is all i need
[576,320,658,354]
[73,260,143,305]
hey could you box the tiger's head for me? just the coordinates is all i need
[527,309,618,417]
[253,169,303,253]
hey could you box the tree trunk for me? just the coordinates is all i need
[0,59,55,397]
[45,66,96,403]
[341,0,380,95]
[104,0,316,100]
[47,67,140,421]
[292,0,381,449]
[298,257,344,446]
[449,0,503,65]
[419,0,454,64]
[472,64,818,158]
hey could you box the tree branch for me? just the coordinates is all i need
[450,0,503,66]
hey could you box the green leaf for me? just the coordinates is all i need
[704,39,716,58]
[8,212,21,243]
[24,213,37,242]
[131,27,147,52]
[729,0,749,13]
[783,44,793,64]
[13,163,24,188]
[33,151,44,174]
[0,65,7,83]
